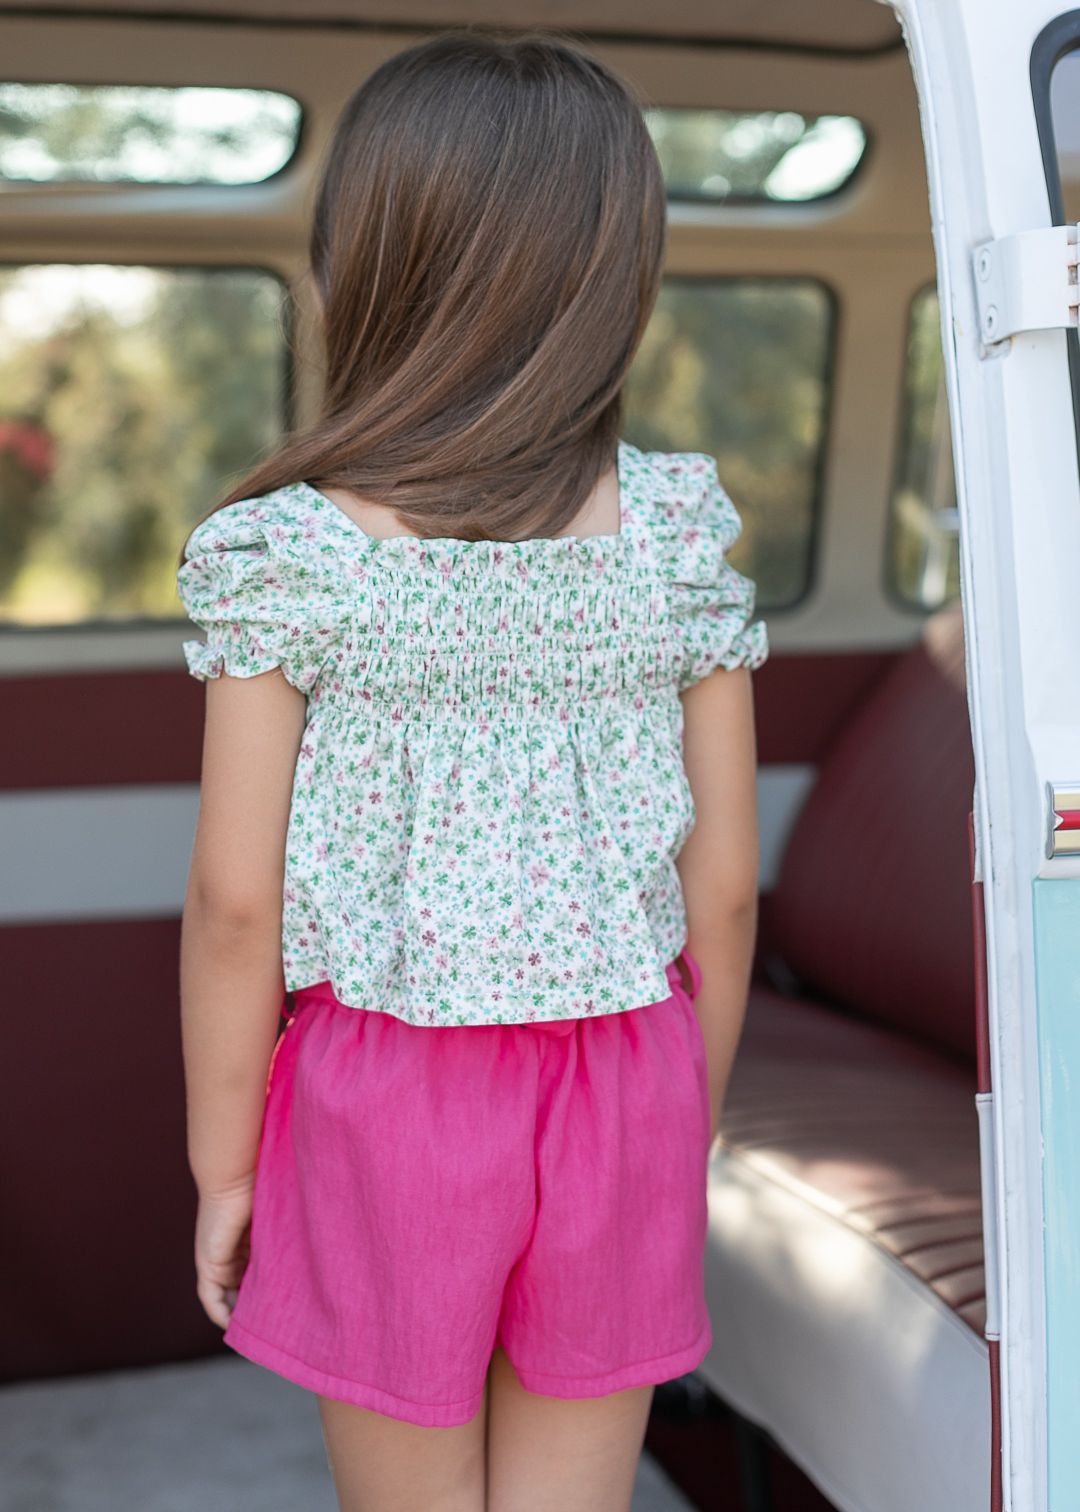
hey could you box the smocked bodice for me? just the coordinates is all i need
[311,507,678,720]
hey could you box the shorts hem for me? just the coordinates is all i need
[504,1318,713,1400]
[223,1317,485,1428]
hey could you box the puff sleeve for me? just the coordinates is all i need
[666,453,769,692]
[176,499,343,695]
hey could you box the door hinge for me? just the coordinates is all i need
[972,224,1080,344]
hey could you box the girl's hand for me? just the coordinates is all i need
[194,1175,255,1328]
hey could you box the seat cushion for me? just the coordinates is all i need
[768,604,977,1061]
[698,986,990,1512]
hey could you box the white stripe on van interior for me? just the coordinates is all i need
[0,766,815,924]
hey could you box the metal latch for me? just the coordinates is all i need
[1046,781,1080,858]
[973,225,1080,344]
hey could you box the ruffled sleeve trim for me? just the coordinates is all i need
[182,637,226,683]
[651,450,770,691]
[180,629,297,686]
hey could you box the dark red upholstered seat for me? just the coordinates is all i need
[722,984,985,1335]
[767,603,976,1062]
[698,603,990,1512]
[730,599,984,1334]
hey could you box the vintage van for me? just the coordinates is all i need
[1,2,1076,1508]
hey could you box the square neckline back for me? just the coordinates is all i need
[298,438,632,550]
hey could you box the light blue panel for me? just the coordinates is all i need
[1033,876,1080,1510]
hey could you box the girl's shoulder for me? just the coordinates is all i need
[619,440,746,571]
[181,481,333,567]
[176,483,353,691]
[621,437,722,497]
[619,440,769,686]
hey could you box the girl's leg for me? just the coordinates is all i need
[316,1386,489,1512]
[484,1345,654,1512]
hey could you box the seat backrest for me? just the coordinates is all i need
[768,603,977,1061]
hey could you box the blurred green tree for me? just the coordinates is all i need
[624,279,833,605]
[0,266,287,624]
[887,287,960,609]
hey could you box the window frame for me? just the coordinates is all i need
[0,257,295,637]
[627,269,839,612]
[0,78,307,188]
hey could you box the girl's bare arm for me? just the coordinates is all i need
[180,670,306,1197]
[675,666,760,1138]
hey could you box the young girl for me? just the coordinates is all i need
[176,29,767,1512]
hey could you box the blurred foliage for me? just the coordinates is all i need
[0,83,300,184]
[887,287,961,610]
[623,279,833,606]
[2,267,839,626]
[644,108,867,202]
[0,266,287,625]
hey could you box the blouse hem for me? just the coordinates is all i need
[285,955,687,1029]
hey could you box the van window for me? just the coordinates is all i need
[1033,32,1080,474]
[1049,46,1080,221]
[885,285,961,611]
[0,264,288,628]
[0,84,301,184]
[623,276,834,607]
[644,108,867,202]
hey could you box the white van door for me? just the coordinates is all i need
[897,2,1080,1508]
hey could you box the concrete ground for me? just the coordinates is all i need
[1,1355,695,1512]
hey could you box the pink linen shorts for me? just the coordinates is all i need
[222,946,713,1428]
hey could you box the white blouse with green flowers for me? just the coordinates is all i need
[176,439,769,1027]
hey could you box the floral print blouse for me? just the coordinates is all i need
[176,439,769,1026]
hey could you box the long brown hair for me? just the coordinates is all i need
[182,29,666,556]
